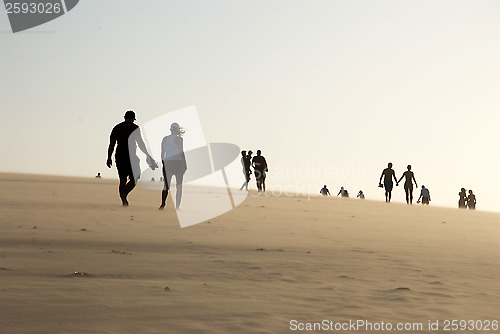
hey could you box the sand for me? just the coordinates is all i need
[0,173,499,334]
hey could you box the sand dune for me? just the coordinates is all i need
[0,173,499,334]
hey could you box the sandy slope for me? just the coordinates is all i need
[0,173,499,334]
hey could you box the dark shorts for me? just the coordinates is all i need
[116,155,140,181]
[422,197,429,205]
[254,169,266,181]
[384,180,393,192]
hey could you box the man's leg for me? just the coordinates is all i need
[119,177,129,206]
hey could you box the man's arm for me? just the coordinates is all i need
[107,136,116,168]
[393,171,399,184]
[379,170,384,183]
[135,128,151,158]
[397,173,404,184]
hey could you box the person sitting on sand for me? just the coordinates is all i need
[357,190,365,199]
[159,122,187,210]
[379,162,398,202]
[398,165,418,204]
[458,188,467,208]
[95,172,101,178]
[337,186,349,197]
[416,185,431,205]
[320,185,330,196]
[467,190,476,210]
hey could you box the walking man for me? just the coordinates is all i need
[252,150,268,192]
[379,162,398,202]
[107,110,156,206]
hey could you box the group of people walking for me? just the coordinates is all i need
[239,150,268,192]
[106,111,477,211]
[378,162,431,205]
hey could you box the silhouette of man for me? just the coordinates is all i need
[379,162,398,202]
[107,110,156,206]
[95,172,101,178]
[357,190,365,199]
[159,122,187,210]
[417,185,431,205]
[320,185,330,196]
[467,190,476,210]
[239,150,252,191]
[398,165,418,204]
[252,150,268,192]
[458,188,467,208]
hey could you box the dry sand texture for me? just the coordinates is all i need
[0,173,499,334]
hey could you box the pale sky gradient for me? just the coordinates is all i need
[1,0,499,212]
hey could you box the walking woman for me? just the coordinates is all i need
[159,123,187,210]
[398,165,418,204]
[458,188,467,209]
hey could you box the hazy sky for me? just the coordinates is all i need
[1,0,499,212]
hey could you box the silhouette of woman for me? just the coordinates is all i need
[467,190,476,210]
[159,123,187,210]
[458,188,467,209]
[398,165,418,204]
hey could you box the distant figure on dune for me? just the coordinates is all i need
[320,185,331,196]
[150,177,155,182]
[95,172,101,178]
[458,188,467,208]
[379,162,398,202]
[357,190,365,199]
[398,165,418,204]
[337,186,349,197]
[159,122,187,210]
[252,150,268,192]
[239,150,252,191]
[107,110,156,206]
[417,185,431,205]
[467,190,476,210]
